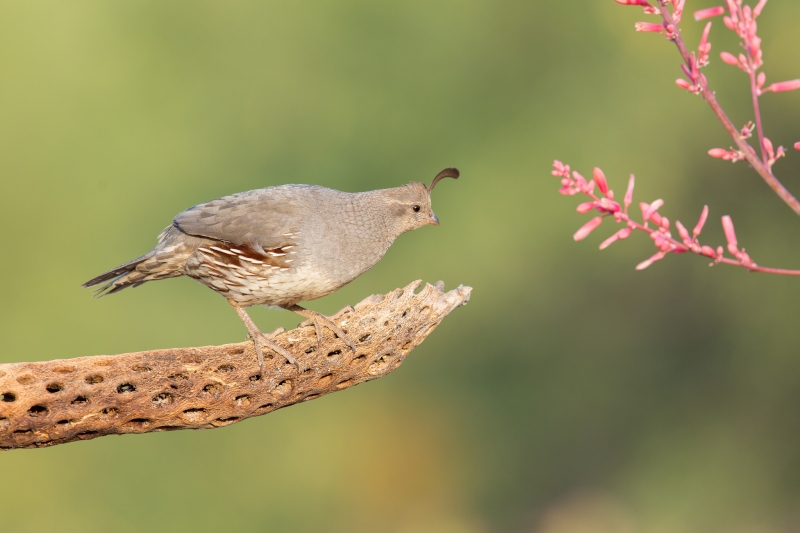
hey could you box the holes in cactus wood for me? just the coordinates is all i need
[152,392,173,407]
[168,373,189,381]
[53,366,75,374]
[327,349,341,358]
[350,354,366,366]
[28,405,48,417]
[77,431,98,439]
[100,407,118,419]
[71,396,89,405]
[132,365,151,373]
[216,364,235,373]
[214,417,239,426]
[368,354,395,373]
[85,375,104,384]
[117,383,136,394]
[202,383,223,396]
[16,375,34,385]
[336,379,354,389]
[45,383,64,393]
[1,392,16,402]
[0,417,9,430]
[127,418,150,428]
[273,380,292,396]
[56,419,73,426]
[181,408,207,422]
[249,374,262,382]
[229,348,244,355]
[318,374,333,387]
[234,395,252,407]
[358,334,371,343]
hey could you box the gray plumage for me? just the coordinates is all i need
[83,168,459,371]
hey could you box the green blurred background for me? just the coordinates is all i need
[2,1,800,531]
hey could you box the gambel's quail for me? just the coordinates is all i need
[83,168,459,372]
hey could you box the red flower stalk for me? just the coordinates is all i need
[552,161,800,276]
[636,0,800,215]
[550,2,800,278]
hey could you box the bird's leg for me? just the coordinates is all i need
[281,304,357,354]
[228,301,301,372]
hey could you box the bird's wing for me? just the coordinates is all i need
[172,186,313,247]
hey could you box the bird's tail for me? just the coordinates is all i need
[82,227,189,296]
[82,253,156,296]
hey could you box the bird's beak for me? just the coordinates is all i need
[429,213,440,226]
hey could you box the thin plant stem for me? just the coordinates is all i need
[656,0,800,216]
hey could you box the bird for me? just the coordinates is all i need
[83,167,459,373]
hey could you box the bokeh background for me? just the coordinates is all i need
[2,1,800,531]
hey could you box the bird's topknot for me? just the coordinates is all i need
[427,168,460,193]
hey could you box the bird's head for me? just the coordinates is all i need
[383,168,459,235]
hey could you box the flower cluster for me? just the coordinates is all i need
[562,0,800,276]
[617,0,800,173]
[552,161,799,274]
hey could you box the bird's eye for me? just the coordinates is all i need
[412,205,420,212]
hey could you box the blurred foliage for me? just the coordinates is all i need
[2,1,800,532]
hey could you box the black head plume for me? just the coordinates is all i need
[427,168,460,193]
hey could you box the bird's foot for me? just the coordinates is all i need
[251,331,302,373]
[284,305,357,356]
[229,300,302,374]
[311,316,357,356]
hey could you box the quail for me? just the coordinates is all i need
[83,168,459,372]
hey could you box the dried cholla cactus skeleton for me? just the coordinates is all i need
[0,281,471,450]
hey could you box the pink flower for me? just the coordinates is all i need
[721,215,738,255]
[693,205,709,238]
[597,197,621,213]
[700,246,716,258]
[641,199,664,222]
[697,22,713,66]
[762,80,800,93]
[635,22,664,33]
[576,202,596,214]
[708,148,744,162]
[599,228,632,250]
[795,142,800,151]
[753,0,768,18]
[573,217,603,242]
[636,251,667,270]
[763,137,786,167]
[624,174,635,213]
[675,220,691,245]
[694,6,726,21]
[719,51,739,66]
[593,167,609,195]
[615,0,659,13]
